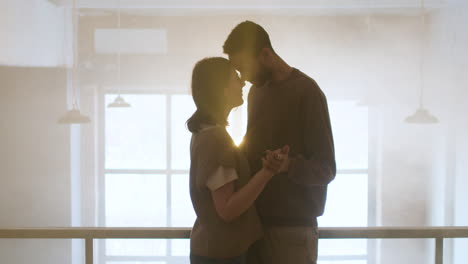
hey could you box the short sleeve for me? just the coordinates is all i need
[206,166,239,191]
[192,127,238,189]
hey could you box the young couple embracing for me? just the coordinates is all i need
[187,21,336,264]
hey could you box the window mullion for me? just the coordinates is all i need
[166,94,172,256]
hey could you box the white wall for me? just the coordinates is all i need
[0,0,67,67]
[0,66,72,263]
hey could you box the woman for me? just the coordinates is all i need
[187,57,288,264]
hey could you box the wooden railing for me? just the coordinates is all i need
[1,226,468,264]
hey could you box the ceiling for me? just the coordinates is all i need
[48,0,445,14]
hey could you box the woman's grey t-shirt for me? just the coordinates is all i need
[189,125,262,258]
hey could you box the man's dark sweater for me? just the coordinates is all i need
[240,68,336,226]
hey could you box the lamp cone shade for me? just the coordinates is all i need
[58,108,91,124]
[107,95,131,108]
[404,107,439,124]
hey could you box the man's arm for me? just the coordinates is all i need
[287,83,336,186]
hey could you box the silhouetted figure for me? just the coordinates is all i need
[223,21,336,264]
[187,57,289,264]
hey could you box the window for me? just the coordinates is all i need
[100,92,369,264]
[100,93,196,264]
[318,101,369,264]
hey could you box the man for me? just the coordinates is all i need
[223,21,336,264]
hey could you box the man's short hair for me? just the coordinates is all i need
[223,21,274,56]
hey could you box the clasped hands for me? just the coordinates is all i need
[262,145,290,174]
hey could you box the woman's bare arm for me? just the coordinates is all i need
[211,167,273,223]
[211,146,289,223]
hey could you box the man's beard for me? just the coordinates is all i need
[251,66,272,87]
